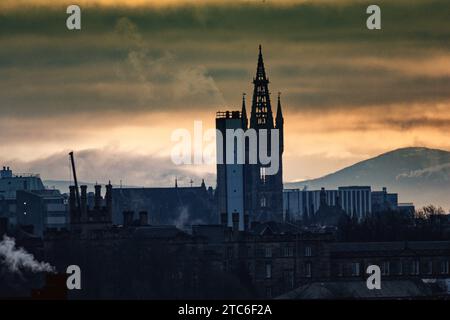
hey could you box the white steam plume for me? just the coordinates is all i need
[0,236,55,274]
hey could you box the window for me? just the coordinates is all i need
[304,262,312,278]
[282,246,294,257]
[264,247,272,258]
[260,167,267,184]
[260,196,267,208]
[351,262,360,277]
[382,261,390,276]
[440,260,449,274]
[265,263,272,279]
[411,260,420,275]
[305,246,312,257]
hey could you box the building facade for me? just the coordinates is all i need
[283,186,397,222]
[216,110,248,231]
[0,166,47,228]
[371,187,399,213]
[38,222,450,299]
[16,189,67,237]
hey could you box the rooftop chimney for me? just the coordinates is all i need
[0,166,12,179]
[69,186,78,223]
[94,185,102,209]
[80,185,88,222]
[105,182,113,222]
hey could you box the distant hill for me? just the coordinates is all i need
[285,147,450,210]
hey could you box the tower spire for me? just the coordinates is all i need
[255,44,268,82]
[276,91,283,121]
[241,92,248,129]
[276,91,284,154]
[250,45,273,129]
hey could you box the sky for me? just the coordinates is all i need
[0,0,449,188]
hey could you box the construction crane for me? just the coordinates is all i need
[69,151,82,216]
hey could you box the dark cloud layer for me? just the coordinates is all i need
[1,1,449,119]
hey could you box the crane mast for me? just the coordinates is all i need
[69,151,82,217]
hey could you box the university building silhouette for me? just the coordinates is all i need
[216,46,284,230]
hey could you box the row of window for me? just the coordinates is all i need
[246,246,313,258]
[258,262,313,279]
[343,260,449,277]
[260,259,450,282]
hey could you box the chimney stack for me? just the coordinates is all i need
[80,185,88,222]
[69,186,78,223]
[94,184,102,209]
[105,182,113,222]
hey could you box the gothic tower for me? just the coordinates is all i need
[244,45,284,223]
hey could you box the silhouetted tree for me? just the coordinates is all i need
[337,206,449,242]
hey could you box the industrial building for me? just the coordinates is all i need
[0,166,67,234]
[283,186,406,222]
[16,189,67,237]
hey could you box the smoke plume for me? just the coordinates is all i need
[0,236,56,274]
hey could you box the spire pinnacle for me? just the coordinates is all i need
[251,45,273,128]
[255,45,267,81]
[276,91,283,122]
[242,92,248,128]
